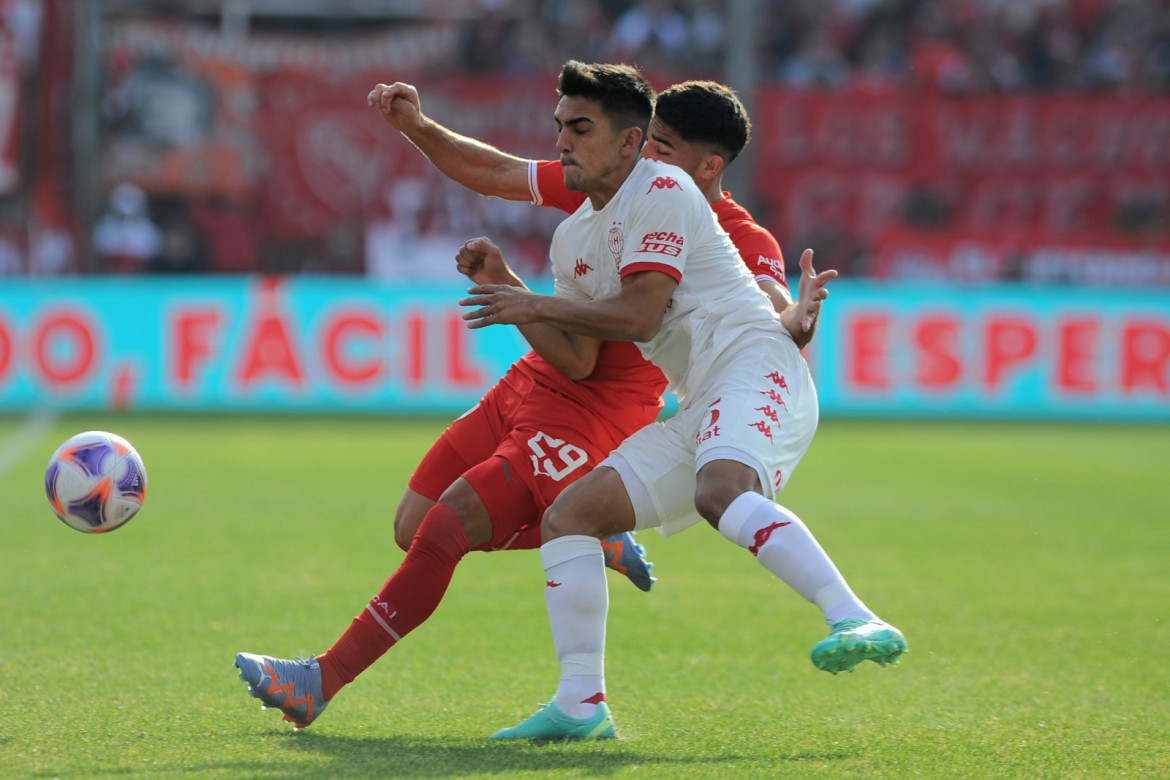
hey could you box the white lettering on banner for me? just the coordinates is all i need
[527,431,588,481]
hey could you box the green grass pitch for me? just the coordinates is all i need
[1,414,1167,778]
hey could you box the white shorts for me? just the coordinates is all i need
[602,333,819,536]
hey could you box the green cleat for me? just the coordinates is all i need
[810,619,908,674]
[490,701,616,741]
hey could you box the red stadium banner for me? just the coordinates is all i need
[750,88,1170,275]
[92,29,1170,282]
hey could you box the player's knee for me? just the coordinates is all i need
[693,487,729,527]
[393,503,421,551]
[394,488,437,551]
[540,502,575,542]
[437,481,493,548]
[695,461,762,526]
[540,487,616,543]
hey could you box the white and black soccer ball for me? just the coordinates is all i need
[45,431,148,533]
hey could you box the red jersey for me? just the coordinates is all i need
[529,160,791,295]
[509,341,666,430]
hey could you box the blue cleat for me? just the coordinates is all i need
[810,619,908,674]
[491,700,616,741]
[602,531,656,592]
[234,652,328,729]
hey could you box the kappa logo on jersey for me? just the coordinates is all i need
[773,469,784,490]
[608,222,625,267]
[760,389,787,409]
[766,371,790,392]
[748,420,774,444]
[696,398,722,444]
[756,255,785,277]
[756,405,780,424]
[528,431,588,481]
[573,257,592,277]
[646,176,682,194]
[637,230,685,257]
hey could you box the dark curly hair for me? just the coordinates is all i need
[557,60,655,136]
[654,81,751,163]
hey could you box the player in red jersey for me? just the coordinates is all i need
[234,232,669,729]
[231,76,833,731]
[367,79,830,339]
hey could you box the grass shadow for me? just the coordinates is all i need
[277,731,747,777]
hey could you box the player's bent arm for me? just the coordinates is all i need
[402,119,534,201]
[753,278,815,347]
[462,271,677,343]
[455,236,602,379]
[532,271,675,343]
[757,277,793,315]
[370,82,533,200]
[516,324,602,381]
[779,301,816,350]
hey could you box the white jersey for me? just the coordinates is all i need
[550,157,783,403]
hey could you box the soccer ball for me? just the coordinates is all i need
[45,431,148,533]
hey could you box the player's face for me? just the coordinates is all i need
[644,116,708,182]
[554,96,628,194]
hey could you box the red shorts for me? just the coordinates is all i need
[409,370,637,551]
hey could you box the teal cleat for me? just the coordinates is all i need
[810,619,908,674]
[602,531,657,592]
[491,701,616,741]
[234,652,328,729]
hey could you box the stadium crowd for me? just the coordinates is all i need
[3,0,1168,278]
[459,0,1170,93]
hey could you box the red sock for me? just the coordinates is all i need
[318,503,471,701]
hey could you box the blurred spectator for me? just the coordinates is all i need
[92,183,162,273]
[365,178,456,282]
[0,197,24,275]
[607,0,691,70]
[152,197,209,274]
[190,195,259,274]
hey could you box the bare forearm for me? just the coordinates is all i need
[401,119,531,201]
[515,322,599,380]
[528,294,661,343]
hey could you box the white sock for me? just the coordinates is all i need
[540,535,608,719]
[718,492,876,626]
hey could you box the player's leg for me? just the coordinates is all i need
[235,398,504,727]
[494,423,694,741]
[313,463,526,692]
[490,465,632,741]
[703,464,907,673]
[236,464,530,729]
[394,411,496,550]
[694,341,906,673]
[396,407,655,590]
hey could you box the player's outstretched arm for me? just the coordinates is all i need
[367,82,533,201]
[456,238,602,380]
[779,249,838,349]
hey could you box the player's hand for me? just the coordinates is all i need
[793,248,837,332]
[460,284,542,329]
[367,82,423,131]
[456,237,527,288]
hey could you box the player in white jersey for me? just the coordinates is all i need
[459,61,908,741]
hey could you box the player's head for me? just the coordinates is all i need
[557,61,655,137]
[554,61,655,195]
[645,80,751,186]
